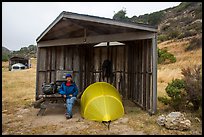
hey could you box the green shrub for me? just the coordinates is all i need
[167,29,180,39]
[181,65,202,111]
[2,54,9,62]
[158,48,176,64]
[158,96,171,105]
[186,22,202,33]
[159,65,202,113]
[161,24,170,32]
[158,34,168,43]
[175,2,192,13]
[165,79,186,111]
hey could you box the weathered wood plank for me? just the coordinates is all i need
[146,39,151,110]
[36,47,41,100]
[138,41,142,105]
[131,42,136,101]
[114,47,117,88]
[135,41,139,103]
[38,71,46,95]
[122,45,126,98]
[38,48,46,71]
[56,46,64,70]
[64,46,72,70]
[51,47,56,70]
[127,45,131,99]
[152,33,157,114]
[38,32,155,47]
[143,40,147,109]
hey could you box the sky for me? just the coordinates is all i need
[2,2,181,51]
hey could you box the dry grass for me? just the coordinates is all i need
[2,58,37,113]
[157,36,202,98]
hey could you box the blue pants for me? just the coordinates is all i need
[66,97,76,116]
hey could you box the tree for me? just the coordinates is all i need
[28,45,37,51]
[113,8,130,22]
[2,54,9,61]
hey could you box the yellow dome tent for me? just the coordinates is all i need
[81,82,124,122]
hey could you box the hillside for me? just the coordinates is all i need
[113,2,202,43]
[2,45,37,61]
[158,2,202,42]
[11,45,37,58]
[2,47,12,61]
[2,46,11,54]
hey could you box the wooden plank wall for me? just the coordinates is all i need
[93,45,128,98]
[36,40,153,112]
[126,39,153,112]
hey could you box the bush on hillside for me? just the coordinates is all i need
[158,48,176,64]
[159,79,186,111]
[2,54,10,62]
[175,2,193,13]
[159,65,202,113]
[167,29,181,39]
[181,65,202,111]
[158,34,169,43]
[165,79,186,111]
[158,96,171,105]
[185,36,202,51]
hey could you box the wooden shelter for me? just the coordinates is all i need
[36,11,158,114]
[9,56,30,71]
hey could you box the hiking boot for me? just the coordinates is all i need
[65,113,72,119]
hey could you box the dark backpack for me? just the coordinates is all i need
[102,59,114,83]
[42,82,57,95]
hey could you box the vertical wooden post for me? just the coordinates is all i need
[35,46,40,100]
[99,48,102,81]
[146,39,151,110]
[107,42,110,83]
[143,40,147,110]
[152,33,157,114]
[123,45,126,98]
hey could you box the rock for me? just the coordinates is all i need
[157,112,191,131]
[2,110,8,113]
[157,114,166,126]
[17,115,23,118]
[121,118,129,124]
[195,117,201,123]
[76,118,84,122]
[112,117,129,125]
[17,109,30,115]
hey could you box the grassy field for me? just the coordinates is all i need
[2,37,202,135]
[2,59,37,113]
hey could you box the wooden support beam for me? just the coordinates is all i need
[152,33,157,114]
[38,31,155,47]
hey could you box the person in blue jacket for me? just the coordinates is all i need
[58,74,78,119]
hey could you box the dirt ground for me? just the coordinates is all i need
[2,99,202,135]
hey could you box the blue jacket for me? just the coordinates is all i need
[58,82,78,99]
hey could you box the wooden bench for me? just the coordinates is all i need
[34,70,82,116]
[36,93,65,116]
[35,93,81,116]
